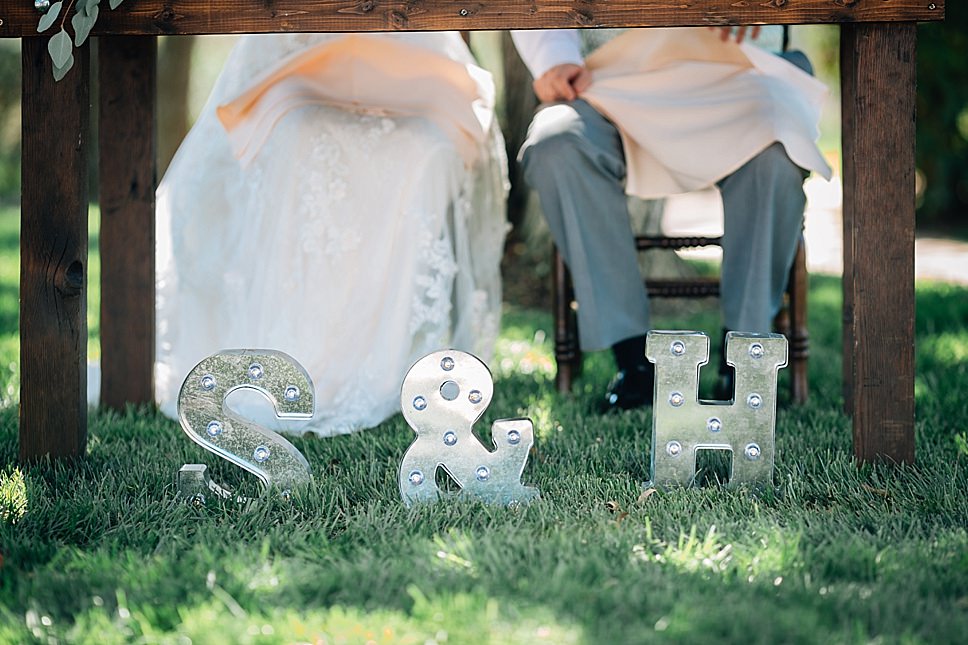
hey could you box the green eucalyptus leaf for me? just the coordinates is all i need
[37,1,63,33]
[109,0,125,9]
[72,5,98,46]
[48,28,73,69]
[52,51,75,82]
[85,0,101,13]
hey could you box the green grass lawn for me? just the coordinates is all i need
[1,204,967,643]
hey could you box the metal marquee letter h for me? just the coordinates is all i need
[645,331,788,488]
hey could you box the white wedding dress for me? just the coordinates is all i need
[151,32,508,436]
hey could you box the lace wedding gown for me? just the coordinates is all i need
[152,32,508,436]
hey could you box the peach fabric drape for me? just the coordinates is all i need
[216,34,495,168]
[581,28,832,199]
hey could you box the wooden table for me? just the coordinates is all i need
[0,1,944,464]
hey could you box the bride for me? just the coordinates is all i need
[152,32,508,436]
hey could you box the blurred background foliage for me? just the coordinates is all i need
[0,21,965,231]
[0,40,20,203]
[916,2,968,230]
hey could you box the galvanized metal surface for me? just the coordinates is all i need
[176,463,251,507]
[176,350,313,503]
[645,331,787,489]
[399,350,540,506]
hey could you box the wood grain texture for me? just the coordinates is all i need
[98,36,157,410]
[19,37,89,461]
[0,1,944,38]
[840,22,917,464]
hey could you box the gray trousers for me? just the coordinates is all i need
[520,99,807,352]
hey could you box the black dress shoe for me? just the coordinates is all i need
[603,363,655,411]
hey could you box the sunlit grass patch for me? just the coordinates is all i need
[12,590,583,645]
[919,330,968,367]
[0,466,26,524]
[493,307,556,380]
[634,522,735,575]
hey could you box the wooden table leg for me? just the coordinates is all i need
[19,38,90,460]
[98,36,157,410]
[840,22,917,464]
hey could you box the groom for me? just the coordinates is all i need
[512,27,816,410]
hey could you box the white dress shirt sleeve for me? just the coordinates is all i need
[510,30,584,79]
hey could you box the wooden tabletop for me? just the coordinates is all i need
[0,1,944,37]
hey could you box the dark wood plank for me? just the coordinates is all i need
[98,36,157,410]
[0,0,944,38]
[19,37,89,461]
[840,22,917,464]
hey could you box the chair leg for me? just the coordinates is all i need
[553,247,581,393]
[787,236,810,404]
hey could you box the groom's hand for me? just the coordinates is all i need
[533,64,593,103]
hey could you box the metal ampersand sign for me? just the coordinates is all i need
[176,349,314,505]
[398,350,540,507]
[645,331,788,489]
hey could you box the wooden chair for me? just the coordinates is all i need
[552,232,809,404]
